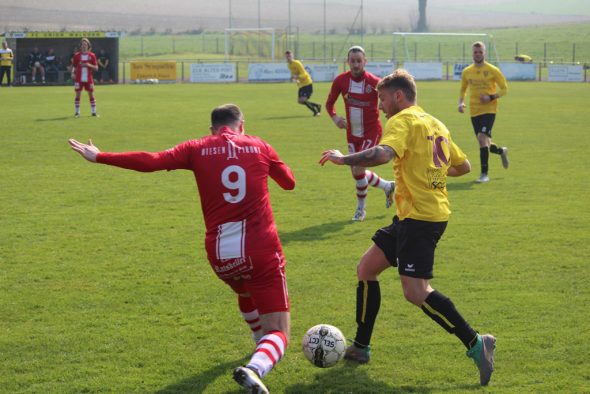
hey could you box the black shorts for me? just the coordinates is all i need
[471,113,496,138]
[372,216,447,279]
[298,84,313,99]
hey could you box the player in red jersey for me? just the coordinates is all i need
[326,46,395,222]
[69,104,295,394]
[71,38,99,117]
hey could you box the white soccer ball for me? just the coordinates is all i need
[302,324,346,368]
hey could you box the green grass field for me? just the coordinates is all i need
[119,23,590,63]
[1,80,589,393]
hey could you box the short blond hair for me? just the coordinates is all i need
[472,41,486,51]
[377,69,417,102]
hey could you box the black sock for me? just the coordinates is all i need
[489,143,503,155]
[354,280,381,348]
[421,290,478,350]
[303,101,317,113]
[480,147,489,174]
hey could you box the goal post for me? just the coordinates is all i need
[392,32,499,64]
[224,28,276,61]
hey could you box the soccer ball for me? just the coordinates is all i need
[302,324,346,368]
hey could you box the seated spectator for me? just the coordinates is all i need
[64,45,80,84]
[97,48,112,83]
[63,61,73,83]
[67,45,79,73]
[44,47,60,82]
[28,47,45,83]
[57,55,67,71]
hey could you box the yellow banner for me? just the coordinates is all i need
[14,31,119,38]
[130,61,177,81]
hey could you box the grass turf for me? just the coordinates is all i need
[0,80,588,393]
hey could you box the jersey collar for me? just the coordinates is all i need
[218,126,243,136]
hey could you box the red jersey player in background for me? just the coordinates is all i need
[326,46,395,222]
[69,104,295,394]
[71,38,99,117]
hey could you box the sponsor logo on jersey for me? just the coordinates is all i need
[201,146,227,156]
[226,140,262,160]
[346,97,371,107]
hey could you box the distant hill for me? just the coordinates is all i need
[1,0,589,33]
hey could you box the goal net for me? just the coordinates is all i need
[392,32,499,64]
[224,28,278,61]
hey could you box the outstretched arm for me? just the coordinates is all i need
[69,138,100,162]
[69,138,187,172]
[319,145,396,168]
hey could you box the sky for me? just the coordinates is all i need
[1,0,589,33]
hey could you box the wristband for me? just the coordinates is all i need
[489,94,496,101]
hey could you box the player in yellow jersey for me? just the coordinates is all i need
[320,69,496,386]
[459,41,509,183]
[0,41,14,86]
[285,50,322,116]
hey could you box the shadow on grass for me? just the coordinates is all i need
[437,383,483,391]
[286,362,484,393]
[35,116,76,121]
[155,356,248,393]
[278,215,386,245]
[446,180,476,191]
[262,114,311,120]
[285,362,432,393]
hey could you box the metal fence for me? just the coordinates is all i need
[119,34,590,65]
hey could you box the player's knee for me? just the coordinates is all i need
[477,135,489,146]
[401,285,425,306]
[356,263,368,280]
[402,290,422,306]
[356,259,378,281]
[260,312,290,340]
[351,166,365,177]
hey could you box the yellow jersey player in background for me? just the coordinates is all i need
[0,41,14,86]
[285,50,322,116]
[459,41,509,183]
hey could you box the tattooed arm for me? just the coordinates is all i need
[319,145,396,167]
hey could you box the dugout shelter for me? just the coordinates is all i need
[5,31,120,85]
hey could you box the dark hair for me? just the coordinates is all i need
[377,69,417,102]
[347,45,366,58]
[211,104,243,128]
[285,50,293,55]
